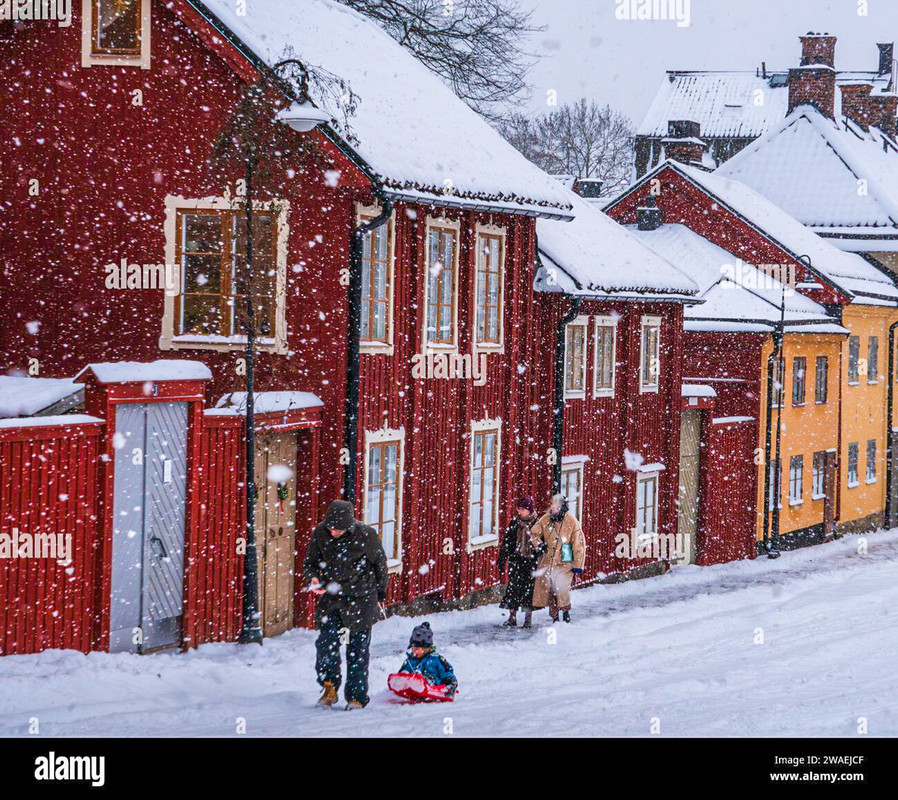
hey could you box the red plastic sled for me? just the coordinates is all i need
[388,672,455,703]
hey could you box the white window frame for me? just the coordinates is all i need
[635,470,660,536]
[81,0,152,69]
[811,451,826,500]
[473,223,506,354]
[422,215,461,354]
[866,439,877,484]
[560,455,588,522]
[363,427,405,574]
[592,315,617,398]
[639,315,662,394]
[357,202,396,355]
[563,315,589,400]
[160,194,290,354]
[847,442,859,488]
[788,455,804,506]
[467,418,502,553]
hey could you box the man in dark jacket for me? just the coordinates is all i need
[303,499,389,710]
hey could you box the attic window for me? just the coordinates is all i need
[82,0,151,68]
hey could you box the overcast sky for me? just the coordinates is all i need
[524,0,898,124]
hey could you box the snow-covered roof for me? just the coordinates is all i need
[196,0,573,218]
[535,189,699,298]
[626,223,845,331]
[75,360,212,383]
[682,383,717,398]
[638,72,790,139]
[0,377,84,419]
[621,159,898,303]
[216,391,323,414]
[717,107,898,233]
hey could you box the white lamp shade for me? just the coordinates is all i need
[276,102,331,133]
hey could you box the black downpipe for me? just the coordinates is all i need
[885,320,898,527]
[342,190,393,503]
[553,296,583,494]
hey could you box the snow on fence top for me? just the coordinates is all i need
[535,189,699,297]
[215,391,323,414]
[75,360,213,384]
[197,0,574,218]
[0,415,102,430]
[638,72,790,140]
[665,161,898,302]
[717,108,898,232]
[0,377,84,419]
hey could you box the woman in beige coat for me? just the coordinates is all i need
[530,494,586,623]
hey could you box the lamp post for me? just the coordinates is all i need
[237,61,328,645]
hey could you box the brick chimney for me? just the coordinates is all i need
[637,195,663,231]
[788,33,837,118]
[662,120,708,167]
[841,82,876,130]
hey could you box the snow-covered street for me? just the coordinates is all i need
[3,530,897,738]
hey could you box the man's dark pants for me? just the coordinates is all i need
[315,607,372,705]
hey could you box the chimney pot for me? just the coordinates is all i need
[878,43,894,76]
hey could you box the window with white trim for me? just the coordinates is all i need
[771,356,785,408]
[425,221,459,348]
[474,229,504,348]
[868,336,879,383]
[363,430,404,570]
[767,459,781,510]
[792,357,806,405]
[815,356,828,404]
[593,316,616,396]
[847,442,859,487]
[635,472,659,535]
[564,318,588,397]
[812,451,825,499]
[359,209,393,347]
[866,439,877,483]
[848,337,860,384]
[468,421,501,546]
[82,0,151,68]
[640,316,661,393]
[789,455,803,505]
[560,461,585,521]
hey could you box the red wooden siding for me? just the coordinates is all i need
[0,421,104,655]
[356,211,554,606]
[538,296,686,583]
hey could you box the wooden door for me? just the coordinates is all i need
[254,432,297,637]
[676,410,702,565]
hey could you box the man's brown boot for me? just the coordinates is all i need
[317,681,338,707]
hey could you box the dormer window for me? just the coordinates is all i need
[82,0,151,69]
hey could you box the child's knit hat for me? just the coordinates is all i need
[409,621,433,648]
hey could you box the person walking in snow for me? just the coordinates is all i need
[497,496,539,628]
[530,493,586,623]
[303,499,389,710]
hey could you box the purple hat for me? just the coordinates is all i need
[516,496,536,514]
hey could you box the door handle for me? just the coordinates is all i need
[150,536,168,559]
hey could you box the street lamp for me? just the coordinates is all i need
[238,59,327,646]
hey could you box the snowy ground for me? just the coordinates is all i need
[2,530,898,737]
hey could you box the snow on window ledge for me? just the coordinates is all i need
[866,477,878,485]
[386,558,402,574]
[467,534,499,553]
[789,498,804,507]
[847,480,860,489]
[811,492,826,501]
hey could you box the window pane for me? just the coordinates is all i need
[94,0,141,54]
[182,295,222,335]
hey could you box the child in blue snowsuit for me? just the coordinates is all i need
[399,622,458,696]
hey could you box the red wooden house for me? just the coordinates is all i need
[0,0,574,654]
[534,190,700,581]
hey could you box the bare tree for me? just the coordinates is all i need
[499,100,636,195]
[338,0,543,119]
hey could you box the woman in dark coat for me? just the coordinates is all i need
[497,496,539,628]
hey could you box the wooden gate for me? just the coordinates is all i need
[677,409,702,564]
